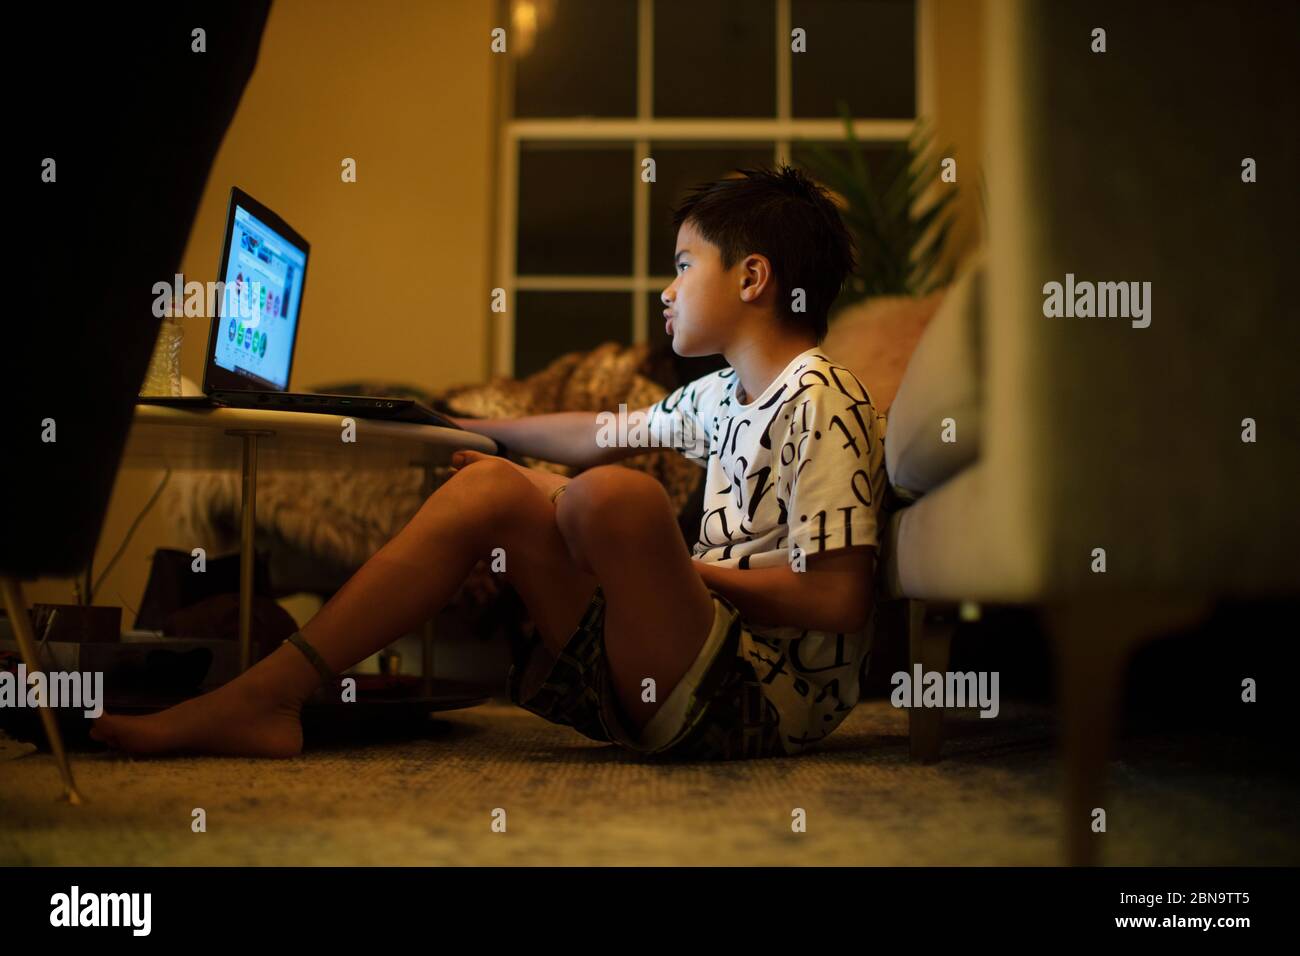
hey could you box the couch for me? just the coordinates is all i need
[854,0,1298,865]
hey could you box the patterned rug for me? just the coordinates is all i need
[2,698,1295,866]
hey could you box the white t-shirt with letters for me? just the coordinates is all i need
[645,347,888,754]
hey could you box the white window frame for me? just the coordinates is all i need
[493,0,928,376]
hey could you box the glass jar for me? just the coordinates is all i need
[140,308,184,397]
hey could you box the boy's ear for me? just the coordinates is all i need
[739,253,773,301]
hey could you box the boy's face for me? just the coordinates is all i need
[661,219,745,357]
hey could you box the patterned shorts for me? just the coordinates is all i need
[506,586,788,761]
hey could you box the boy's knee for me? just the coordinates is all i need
[450,456,521,495]
[559,466,671,551]
[446,457,541,531]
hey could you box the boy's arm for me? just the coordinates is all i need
[694,547,875,635]
[449,408,656,470]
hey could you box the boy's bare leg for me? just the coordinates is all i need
[554,465,717,736]
[90,458,597,756]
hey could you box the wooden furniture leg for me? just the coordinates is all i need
[1045,598,1210,866]
[908,599,957,763]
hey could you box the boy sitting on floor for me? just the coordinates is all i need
[91,164,888,761]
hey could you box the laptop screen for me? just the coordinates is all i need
[212,203,307,391]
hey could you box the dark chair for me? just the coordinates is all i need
[2,3,271,800]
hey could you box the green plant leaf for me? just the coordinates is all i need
[799,108,961,305]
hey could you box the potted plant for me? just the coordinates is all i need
[796,102,962,319]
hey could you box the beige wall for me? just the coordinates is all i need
[25,0,499,621]
[182,0,498,391]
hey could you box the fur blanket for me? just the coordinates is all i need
[164,343,702,572]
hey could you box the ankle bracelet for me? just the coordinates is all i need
[284,631,338,683]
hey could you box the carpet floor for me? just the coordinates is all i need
[2,698,1296,866]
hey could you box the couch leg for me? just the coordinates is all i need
[1045,599,1209,867]
[908,600,956,763]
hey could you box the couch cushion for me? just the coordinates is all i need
[879,460,1044,603]
[884,259,984,499]
[821,289,944,414]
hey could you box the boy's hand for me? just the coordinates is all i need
[450,449,569,502]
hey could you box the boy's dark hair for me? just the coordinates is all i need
[671,163,857,341]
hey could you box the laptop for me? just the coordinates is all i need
[139,187,488,441]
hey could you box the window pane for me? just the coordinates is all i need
[791,0,915,118]
[789,140,909,187]
[512,0,637,118]
[517,143,634,275]
[648,143,775,273]
[515,291,631,377]
[654,0,776,117]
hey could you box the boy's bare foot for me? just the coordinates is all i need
[90,663,310,758]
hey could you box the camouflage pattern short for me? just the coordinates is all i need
[506,586,788,761]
